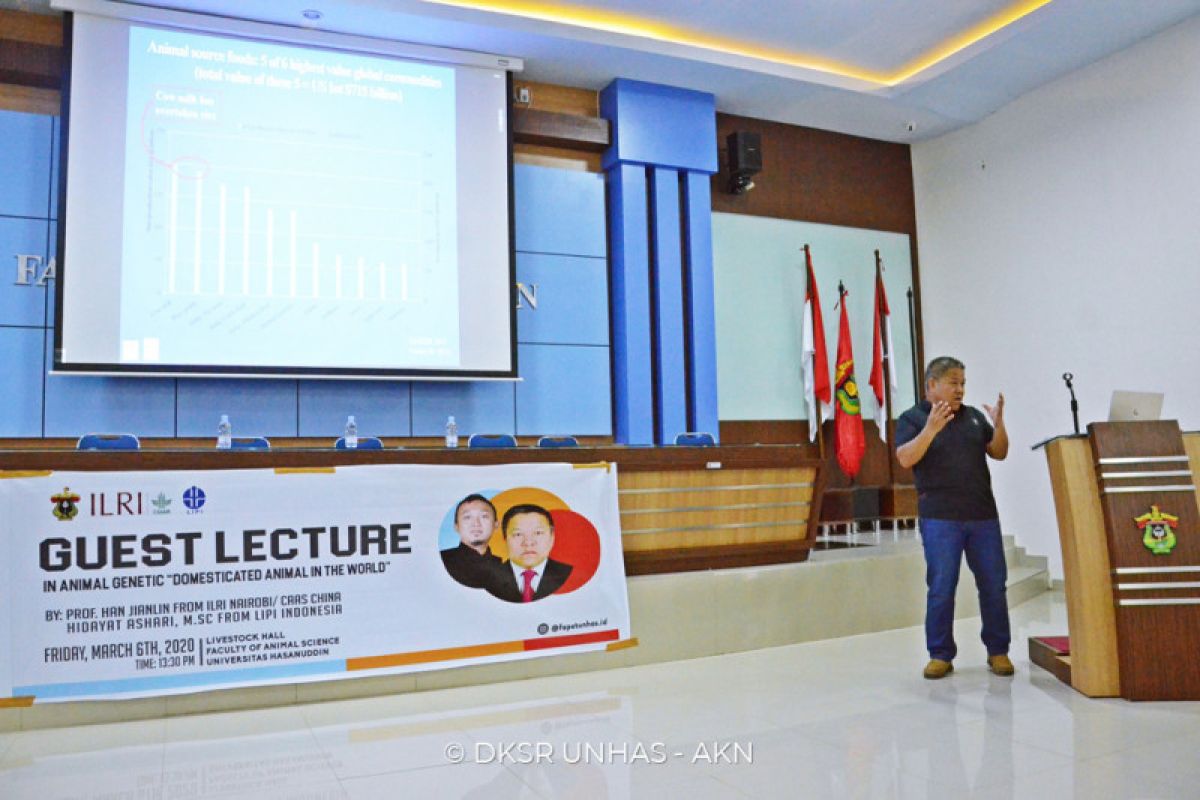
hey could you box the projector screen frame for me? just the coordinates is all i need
[52,3,522,381]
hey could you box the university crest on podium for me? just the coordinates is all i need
[1134,505,1178,555]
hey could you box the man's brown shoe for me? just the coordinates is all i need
[987,654,1015,676]
[923,659,953,679]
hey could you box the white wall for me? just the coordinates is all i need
[912,14,1200,577]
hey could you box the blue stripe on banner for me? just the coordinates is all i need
[16,659,344,700]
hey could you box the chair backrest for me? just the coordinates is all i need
[536,435,579,448]
[335,436,384,450]
[77,433,140,450]
[674,432,716,447]
[467,433,518,448]
[229,436,271,450]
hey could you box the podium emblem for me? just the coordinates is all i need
[1134,505,1178,555]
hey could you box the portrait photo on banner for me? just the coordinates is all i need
[438,486,601,603]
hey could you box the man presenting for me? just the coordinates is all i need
[441,494,503,589]
[486,504,573,603]
[895,356,1012,679]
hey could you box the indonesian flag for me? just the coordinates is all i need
[834,296,866,479]
[868,266,897,442]
[800,249,832,442]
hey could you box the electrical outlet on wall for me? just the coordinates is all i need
[515,86,531,104]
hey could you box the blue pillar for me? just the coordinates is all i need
[600,79,719,445]
[606,164,654,444]
[682,172,719,437]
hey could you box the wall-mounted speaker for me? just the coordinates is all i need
[726,131,761,194]
[727,131,762,175]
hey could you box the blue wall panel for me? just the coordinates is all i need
[411,381,515,437]
[516,344,611,436]
[2,101,612,442]
[0,217,51,327]
[600,80,718,174]
[0,328,45,436]
[0,110,53,218]
[45,338,177,438]
[45,220,57,329]
[175,379,297,438]
[50,116,61,220]
[515,252,609,346]
[649,168,688,442]
[514,164,606,257]
[298,380,412,437]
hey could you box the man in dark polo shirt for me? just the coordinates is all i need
[895,356,1012,680]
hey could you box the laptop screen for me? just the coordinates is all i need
[1107,390,1164,422]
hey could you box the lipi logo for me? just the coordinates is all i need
[182,486,207,513]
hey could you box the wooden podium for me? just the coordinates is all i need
[1040,421,1200,700]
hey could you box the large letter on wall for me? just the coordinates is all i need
[600,79,719,445]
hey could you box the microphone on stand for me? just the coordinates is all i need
[1062,373,1080,435]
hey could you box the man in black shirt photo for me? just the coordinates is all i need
[441,493,504,589]
[895,356,1012,680]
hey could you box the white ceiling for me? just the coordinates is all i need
[14,0,1200,141]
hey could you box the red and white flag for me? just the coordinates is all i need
[800,248,831,442]
[868,264,897,442]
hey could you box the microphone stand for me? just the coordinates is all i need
[1062,373,1080,435]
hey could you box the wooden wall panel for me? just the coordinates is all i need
[712,114,923,489]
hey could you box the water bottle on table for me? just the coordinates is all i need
[344,415,358,449]
[217,415,232,450]
[445,416,458,448]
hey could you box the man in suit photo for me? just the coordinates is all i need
[486,503,572,603]
[441,493,504,589]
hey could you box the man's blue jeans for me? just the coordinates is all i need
[920,518,1011,661]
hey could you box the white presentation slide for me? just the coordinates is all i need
[59,12,515,376]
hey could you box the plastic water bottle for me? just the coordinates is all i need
[445,415,458,448]
[344,415,358,449]
[217,414,232,450]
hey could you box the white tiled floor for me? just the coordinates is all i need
[3,590,1199,799]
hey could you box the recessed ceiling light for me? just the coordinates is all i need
[302,9,322,21]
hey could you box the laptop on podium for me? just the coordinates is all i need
[1107,390,1164,422]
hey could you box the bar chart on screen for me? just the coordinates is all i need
[118,25,461,369]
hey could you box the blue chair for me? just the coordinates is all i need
[335,436,384,449]
[674,432,716,447]
[229,436,271,450]
[77,433,140,450]
[467,433,518,448]
[537,435,579,448]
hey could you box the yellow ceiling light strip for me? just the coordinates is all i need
[419,0,1054,87]
[889,0,1054,83]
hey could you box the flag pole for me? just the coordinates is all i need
[907,286,920,401]
[876,250,895,486]
[836,280,852,487]
[804,244,825,460]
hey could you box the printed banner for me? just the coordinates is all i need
[0,463,631,702]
